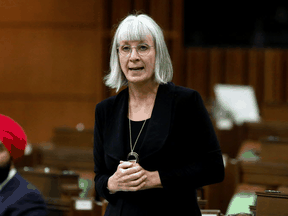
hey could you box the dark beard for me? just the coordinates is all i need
[0,159,11,184]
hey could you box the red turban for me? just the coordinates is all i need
[0,114,27,160]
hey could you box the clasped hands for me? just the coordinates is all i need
[107,161,162,193]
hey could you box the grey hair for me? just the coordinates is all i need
[104,14,173,92]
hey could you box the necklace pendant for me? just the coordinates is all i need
[127,152,139,163]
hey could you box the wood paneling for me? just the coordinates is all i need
[0,0,104,143]
[1,0,288,144]
[170,0,184,86]
[0,28,102,95]
[111,0,133,28]
[264,49,278,103]
[133,0,149,13]
[186,48,209,98]
[185,47,288,121]
[225,48,247,85]
[209,48,225,98]
[262,104,288,122]
[150,0,171,30]
[0,100,96,143]
[247,49,264,106]
[0,0,98,23]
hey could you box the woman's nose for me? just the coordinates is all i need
[129,47,140,61]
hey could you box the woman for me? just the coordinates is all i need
[94,14,224,216]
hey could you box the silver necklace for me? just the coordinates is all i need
[127,107,147,163]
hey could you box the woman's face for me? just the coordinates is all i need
[118,34,156,86]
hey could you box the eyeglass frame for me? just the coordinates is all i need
[117,43,154,57]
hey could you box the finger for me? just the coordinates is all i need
[120,165,142,176]
[118,161,134,169]
[129,181,146,192]
[120,169,145,183]
[126,174,147,187]
[118,178,146,192]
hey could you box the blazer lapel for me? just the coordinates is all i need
[139,82,175,161]
[104,82,175,162]
[104,88,129,161]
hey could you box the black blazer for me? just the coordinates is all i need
[94,82,224,216]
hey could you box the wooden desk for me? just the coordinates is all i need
[19,167,80,199]
[255,191,288,216]
[243,121,288,141]
[240,161,288,186]
[71,198,102,216]
[52,127,94,149]
[260,137,288,164]
[200,209,222,216]
[45,197,72,216]
[39,145,94,171]
[215,121,288,159]
[37,127,94,171]
[45,197,104,216]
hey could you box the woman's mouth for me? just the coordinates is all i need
[129,67,144,71]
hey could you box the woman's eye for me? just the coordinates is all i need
[138,45,148,51]
[122,46,131,52]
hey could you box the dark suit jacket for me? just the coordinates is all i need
[94,82,225,216]
[0,172,47,216]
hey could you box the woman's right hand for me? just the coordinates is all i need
[107,161,147,193]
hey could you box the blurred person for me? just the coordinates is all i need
[0,114,47,216]
[94,13,225,216]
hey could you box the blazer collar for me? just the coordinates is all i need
[104,82,175,162]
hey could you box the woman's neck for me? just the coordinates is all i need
[128,81,159,106]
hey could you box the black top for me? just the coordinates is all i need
[125,118,151,159]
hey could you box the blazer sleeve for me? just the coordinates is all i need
[158,91,225,191]
[93,103,118,203]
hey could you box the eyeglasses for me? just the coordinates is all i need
[117,43,154,57]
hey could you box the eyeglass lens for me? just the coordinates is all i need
[119,44,151,56]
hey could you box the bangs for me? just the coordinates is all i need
[116,19,153,44]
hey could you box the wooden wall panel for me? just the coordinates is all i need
[262,104,288,122]
[133,0,149,13]
[0,100,96,143]
[225,49,248,85]
[149,0,171,30]
[0,29,101,95]
[247,49,264,106]
[267,49,285,104]
[186,48,209,98]
[170,0,184,86]
[284,52,288,103]
[186,47,288,122]
[0,0,104,143]
[2,0,287,144]
[209,48,225,98]
[274,50,285,103]
[264,49,279,104]
[111,0,133,28]
[0,0,98,23]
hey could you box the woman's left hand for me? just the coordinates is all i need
[120,161,163,191]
